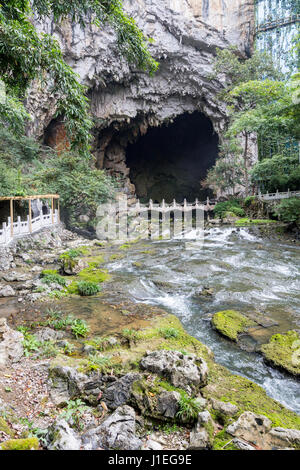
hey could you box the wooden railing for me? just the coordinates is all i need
[0,209,59,245]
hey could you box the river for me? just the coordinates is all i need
[101,226,300,413]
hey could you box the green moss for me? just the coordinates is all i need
[0,437,39,450]
[211,310,256,341]
[213,429,239,450]
[110,253,125,261]
[0,417,14,437]
[235,218,277,226]
[41,269,58,276]
[260,330,300,377]
[202,362,300,430]
[78,266,110,283]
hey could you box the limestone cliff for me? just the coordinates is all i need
[27,0,255,195]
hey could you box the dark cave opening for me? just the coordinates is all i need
[126,112,219,203]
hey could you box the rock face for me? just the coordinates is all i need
[189,410,214,449]
[157,391,181,419]
[0,285,16,298]
[0,318,24,366]
[82,405,142,450]
[102,373,141,410]
[140,350,208,391]
[27,0,256,195]
[47,420,81,450]
[48,366,89,405]
[226,412,300,450]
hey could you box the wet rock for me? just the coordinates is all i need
[102,373,141,410]
[0,318,24,366]
[211,399,238,417]
[226,412,272,448]
[48,365,89,405]
[140,350,208,392]
[47,419,81,450]
[34,327,65,343]
[211,310,257,342]
[0,284,16,297]
[157,391,181,419]
[82,405,142,450]
[189,411,214,450]
[194,287,214,298]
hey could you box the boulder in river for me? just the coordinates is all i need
[211,310,257,342]
[260,330,300,378]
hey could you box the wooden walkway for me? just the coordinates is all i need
[0,195,60,245]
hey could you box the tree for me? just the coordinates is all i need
[0,1,158,154]
[205,49,299,196]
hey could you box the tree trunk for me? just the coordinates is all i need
[243,132,249,196]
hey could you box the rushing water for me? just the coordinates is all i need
[102,227,300,413]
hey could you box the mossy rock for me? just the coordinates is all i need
[0,437,39,450]
[211,310,256,342]
[0,417,14,437]
[260,330,300,377]
[235,218,277,226]
[78,266,110,284]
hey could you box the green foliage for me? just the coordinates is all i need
[71,318,90,338]
[41,272,67,287]
[87,353,112,371]
[121,328,140,343]
[32,152,116,227]
[176,393,202,422]
[0,1,158,152]
[77,280,101,297]
[243,196,256,207]
[59,399,88,430]
[18,328,41,356]
[214,200,245,218]
[159,327,180,339]
[251,155,300,192]
[272,198,300,225]
[206,49,299,196]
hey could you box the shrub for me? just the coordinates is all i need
[214,200,245,218]
[41,273,66,287]
[71,319,89,338]
[176,393,202,422]
[243,196,256,207]
[77,280,101,296]
[272,198,300,225]
[159,327,180,339]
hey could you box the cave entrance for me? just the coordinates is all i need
[126,112,219,203]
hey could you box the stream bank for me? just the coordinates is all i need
[0,224,299,450]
